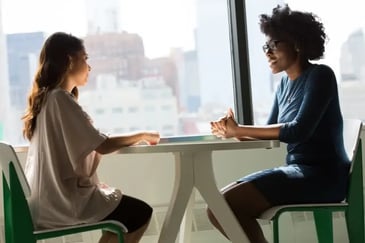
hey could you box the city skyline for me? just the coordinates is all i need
[2,0,365,62]
[0,0,234,144]
[1,0,365,144]
[1,0,196,58]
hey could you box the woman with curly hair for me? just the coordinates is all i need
[207,5,348,243]
[22,32,160,243]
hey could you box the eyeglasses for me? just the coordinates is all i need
[262,40,283,53]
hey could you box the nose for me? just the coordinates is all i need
[88,65,91,71]
[265,50,273,57]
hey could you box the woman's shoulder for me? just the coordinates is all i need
[310,63,335,75]
[306,64,337,91]
[46,88,79,109]
[48,88,77,103]
[49,88,74,99]
[306,63,336,82]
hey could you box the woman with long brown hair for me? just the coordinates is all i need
[23,32,160,243]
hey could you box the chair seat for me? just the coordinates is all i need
[34,220,128,235]
[259,202,349,220]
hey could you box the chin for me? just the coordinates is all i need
[270,68,281,74]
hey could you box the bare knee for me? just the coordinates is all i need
[223,182,271,218]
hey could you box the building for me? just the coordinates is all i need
[86,0,121,34]
[340,29,365,82]
[6,32,45,109]
[0,0,8,140]
[79,75,179,136]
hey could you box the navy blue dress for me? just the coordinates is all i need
[238,64,350,205]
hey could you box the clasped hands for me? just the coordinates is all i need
[210,108,238,139]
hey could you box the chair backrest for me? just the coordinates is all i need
[343,119,363,166]
[0,142,31,196]
[0,142,36,242]
[342,119,363,205]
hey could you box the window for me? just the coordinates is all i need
[112,107,123,114]
[0,0,235,145]
[245,0,365,124]
[3,1,357,146]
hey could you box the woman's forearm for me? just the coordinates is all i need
[234,124,282,140]
[95,133,145,154]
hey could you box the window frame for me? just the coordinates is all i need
[227,0,253,125]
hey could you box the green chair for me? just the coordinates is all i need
[0,142,127,243]
[259,119,364,243]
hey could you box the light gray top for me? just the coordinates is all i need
[25,88,121,229]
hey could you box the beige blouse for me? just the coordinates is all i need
[25,88,122,229]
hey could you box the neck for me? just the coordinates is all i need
[60,78,75,93]
[286,60,311,81]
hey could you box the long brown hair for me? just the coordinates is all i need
[22,32,84,140]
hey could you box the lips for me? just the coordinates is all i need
[268,59,277,68]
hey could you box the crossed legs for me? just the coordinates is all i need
[207,181,271,243]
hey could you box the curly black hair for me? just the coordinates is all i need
[259,4,327,60]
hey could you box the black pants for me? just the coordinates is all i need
[102,195,153,233]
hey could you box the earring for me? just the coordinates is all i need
[69,62,73,71]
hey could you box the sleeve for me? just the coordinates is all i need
[266,94,279,125]
[266,78,283,125]
[49,91,107,173]
[279,65,337,143]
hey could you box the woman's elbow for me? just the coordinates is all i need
[95,139,113,154]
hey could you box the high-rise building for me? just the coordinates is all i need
[340,29,365,82]
[84,32,146,87]
[338,28,365,120]
[86,0,121,34]
[195,0,282,124]
[170,48,200,113]
[195,0,233,108]
[81,31,181,135]
[0,0,9,139]
[6,32,45,109]
[79,76,179,136]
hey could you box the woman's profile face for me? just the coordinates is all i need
[263,37,299,75]
[68,49,90,87]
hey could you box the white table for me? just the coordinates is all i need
[118,137,280,243]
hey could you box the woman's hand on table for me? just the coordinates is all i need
[142,131,160,145]
[210,108,238,139]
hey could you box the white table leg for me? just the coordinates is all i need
[158,152,195,243]
[178,189,195,243]
[193,151,250,243]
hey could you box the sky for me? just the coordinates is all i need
[0,0,196,58]
[286,0,365,72]
[1,0,364,61]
